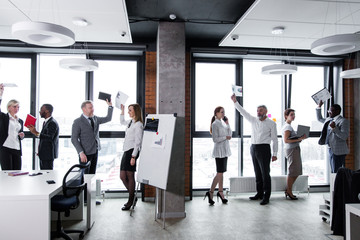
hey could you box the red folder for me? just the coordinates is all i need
[24,114,36,127]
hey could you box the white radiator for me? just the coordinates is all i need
[229,175,309,193]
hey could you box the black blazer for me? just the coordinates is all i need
[38,117,59,161]
[0,99,24,155]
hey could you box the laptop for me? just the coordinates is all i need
[288,125,310,140]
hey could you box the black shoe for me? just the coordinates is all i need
[260,199,269,205]
[285,191,298,200]
[204,191,215,205]
[96,201,101,205]
[217,191,228,204]
[249,194,263,200]
[122,204,131,211]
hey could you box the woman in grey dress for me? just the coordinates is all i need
[282,108,307,200]
[204,106,231,205]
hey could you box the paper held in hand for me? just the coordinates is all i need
[115,91,129,109]
[1,83,18,87]
[232,85,243,97]
[311,88,331,105]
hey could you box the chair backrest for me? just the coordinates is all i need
[62,162,90,208]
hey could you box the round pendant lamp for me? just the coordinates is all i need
[261,64,297,75]
[311,33,360,56]
[340,68,360,79]
[12,21,75,47]
[59,58,98,72]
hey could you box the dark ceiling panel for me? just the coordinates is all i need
[126,0,255,42]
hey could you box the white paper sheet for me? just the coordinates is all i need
[115,91,129,109]
[232,84,243,97]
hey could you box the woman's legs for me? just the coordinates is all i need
[210,172,223,199]
[286,175,298,196]
[126,171,135,205]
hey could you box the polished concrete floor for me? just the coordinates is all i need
[54,192,344,240]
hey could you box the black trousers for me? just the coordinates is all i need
[250,144,272,200]
[39,158,54,170]
[0,146,22,170]
[79,151,98,174]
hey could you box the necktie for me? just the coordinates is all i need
[89,117,95,130]
[325,119,333,144]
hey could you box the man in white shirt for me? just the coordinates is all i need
[231,94,278,205]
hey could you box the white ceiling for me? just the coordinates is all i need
[0,0,132,44]
[220,0,360,50]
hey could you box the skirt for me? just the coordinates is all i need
[285,146,302,177]
[215,157,228,173]
[120,149,139,172]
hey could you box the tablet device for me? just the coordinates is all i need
[98,92,111,102]
[289,125,310,139]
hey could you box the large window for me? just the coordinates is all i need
[243,60,283,176]
[193,62,237,189]
[192,59,329,190]
[291,65,327,184]
[0,57,32,169]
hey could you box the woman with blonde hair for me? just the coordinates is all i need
[282,108,307,200]
[120,103,144,210]
[0,84,25,170]
[204,106,231,205]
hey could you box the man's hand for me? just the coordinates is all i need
[329,121,336,128]
[27,125,39,136]
[272,156,277,162]
[318,100,323,108]
[80,152,88,163]
[106,99,112,107]
[231,94,237,103]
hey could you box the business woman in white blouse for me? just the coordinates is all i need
[205,106,231,205]
[120,103,144,210]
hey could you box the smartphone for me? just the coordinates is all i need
[223,116,228,122]
[29,172,43,176]
[46,180,56,184]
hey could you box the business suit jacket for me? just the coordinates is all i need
[38,117,59,161]
[71,106,113,155]
[0,99,24,154]
[316,108,349,155]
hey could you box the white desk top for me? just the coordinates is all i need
[0,170,77,200]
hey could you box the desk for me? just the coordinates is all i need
[0,170,94,240]
[346,204,360,240]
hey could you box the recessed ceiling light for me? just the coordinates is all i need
[72,17,88,27]
[169,14,176,20]
[271,26,285,35]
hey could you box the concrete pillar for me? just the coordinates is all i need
[156,21,186,218]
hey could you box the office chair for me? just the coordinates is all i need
[51,162,90,240]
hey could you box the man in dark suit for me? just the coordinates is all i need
[71,100,113,174]
[28,104,59,170]
[316,100,349,173]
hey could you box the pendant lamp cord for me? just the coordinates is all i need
[8,0,32,21]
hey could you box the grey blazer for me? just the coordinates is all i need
[316,108,349,155]
[71,106,113,155]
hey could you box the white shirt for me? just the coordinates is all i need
[120,115,144,156]
[282,123,299,150]
[3,113,21,150]
[211,119,232,158]
[234,102,278,156]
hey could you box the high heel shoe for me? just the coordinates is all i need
[285,191,298,200]
[217,191,228,204]
[204,191,215,205]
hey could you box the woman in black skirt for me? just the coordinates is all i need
[120,103,144,210]
[204,106,232,205]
